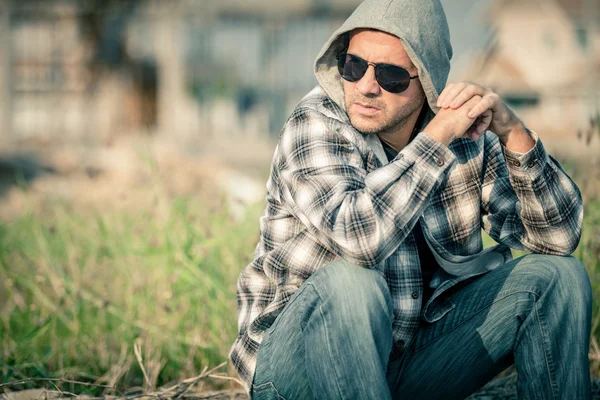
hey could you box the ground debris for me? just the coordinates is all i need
[4,375,600,400]
[0,389,248,400]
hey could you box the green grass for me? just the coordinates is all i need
[1,187,599,395]
[580,200,600,346]
[0,194,263,394]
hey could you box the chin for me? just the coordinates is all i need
[349,114,384,134]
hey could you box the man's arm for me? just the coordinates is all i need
[500,122,535,153]
[432,81,583,254]
[481,129,583,254]
[275,107,456,268]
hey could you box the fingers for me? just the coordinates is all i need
[437,82,487,109]
[459,100,490,141]
[449,84,487,109]
[463,94,483,114]
[448,85,486,109]
[468,93,499,118]
[436,82,468,108]
[434,82,520,142]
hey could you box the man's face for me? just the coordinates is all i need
[343,29,425,135]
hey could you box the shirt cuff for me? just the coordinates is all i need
[501,129,549,179]
[398,131,457,183]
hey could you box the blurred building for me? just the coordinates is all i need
[1,1,159,143]
[0,0,597,146]
[0,0,364,146]
[465,0,600,134]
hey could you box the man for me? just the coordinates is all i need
[229,0,593,398]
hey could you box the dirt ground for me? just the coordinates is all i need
[0,133,276,220]
[1,126,597,220]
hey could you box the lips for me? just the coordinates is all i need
[354,102,380,115]
[356,102,379,110]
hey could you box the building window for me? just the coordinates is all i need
[575,27,588,49]
[504,94,540,109]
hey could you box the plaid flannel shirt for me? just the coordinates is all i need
[229,86,583,394]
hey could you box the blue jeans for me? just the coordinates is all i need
[250,254,593,399]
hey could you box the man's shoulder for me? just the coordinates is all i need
[291,86,349,124]
[271,86,373,165]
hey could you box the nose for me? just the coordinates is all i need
[355,64,381,96]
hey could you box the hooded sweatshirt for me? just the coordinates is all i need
[314,0,452,117]
[229,0,583,396]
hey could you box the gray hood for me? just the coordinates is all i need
[314,0,452,115]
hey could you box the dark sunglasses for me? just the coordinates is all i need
[336,53,419,93]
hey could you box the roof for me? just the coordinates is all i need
[212,0,363,18]
[555,0,585,22]
[468,0,594,93]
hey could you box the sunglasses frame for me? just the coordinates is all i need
[336,52,419,94]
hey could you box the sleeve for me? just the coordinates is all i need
[276,108,457,267]
[480,129,583,255]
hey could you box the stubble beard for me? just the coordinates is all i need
[345,94,425,136]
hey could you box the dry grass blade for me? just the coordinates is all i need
[135,362,230,400]
[592,337,600,355]
[206,375,244,387]
[44,389,78,398]
[169,363,228,398]
[46,381,66,398]
[199,366,208,378]
[0,378,117,391]
[197,362,227,380]
[133,341,152,392]
[591,337,600,361]
[96,342,130,392]
[181,392,247,400]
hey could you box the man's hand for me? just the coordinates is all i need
[425,95,492,146]
[436,82,528,141]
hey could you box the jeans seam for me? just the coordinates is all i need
[407,289,540,356]
[318,299,348,399]
[308,281,348,400]
[534,300,559,399]
[252,381,288,400]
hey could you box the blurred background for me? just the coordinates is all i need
[0,0,599,397]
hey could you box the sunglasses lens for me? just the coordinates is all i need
[336,53,414,93]
[376,64,411,93]
[337,54,367,82]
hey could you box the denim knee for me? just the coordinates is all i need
[306,260,394,324]
[552,255,592,310]
[522,254,592,310]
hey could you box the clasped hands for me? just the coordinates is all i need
[427,82,530,147]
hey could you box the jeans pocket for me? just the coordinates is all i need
[251,381,287,400]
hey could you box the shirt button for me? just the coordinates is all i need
[434,157,444,166]
[412,291,419,299]
[526,160,535,168]
[511,160,521,167]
